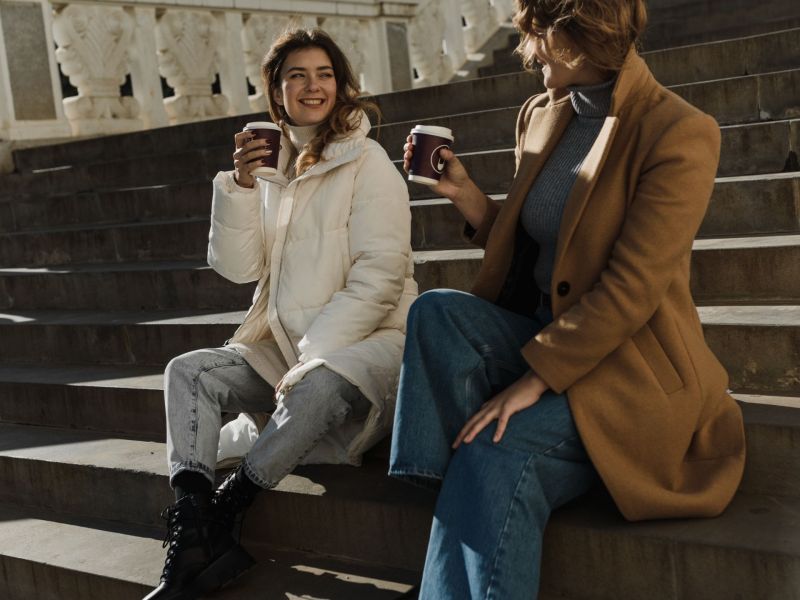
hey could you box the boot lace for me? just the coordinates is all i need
[159,504,186,582]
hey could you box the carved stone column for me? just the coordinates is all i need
[156,9,228,124]
[408,0,464,88]
[461,0,498,53]
[241,14,317,113]
[321,17,370,91]
[53,4,142,136]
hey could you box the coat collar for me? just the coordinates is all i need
[260,111,371,188]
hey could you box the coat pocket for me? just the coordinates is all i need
[632,324,684,394]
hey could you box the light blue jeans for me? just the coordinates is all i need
[165,347,370,489]
[389,290,597,599]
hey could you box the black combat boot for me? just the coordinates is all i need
[143,493,255,600]
[212,465,262,533]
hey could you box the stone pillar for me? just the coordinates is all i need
[384,20,413,92]
[52,3,142,136]
[491,0,515,23]
[408,0,465,87]
[322,16,386,94]
[461,0,498,53]
[127,6,169,130]
[156,9,228,125]
[216,11,250,116]
[0,0,71,142]
[241,14,317,113]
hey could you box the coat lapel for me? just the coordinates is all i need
[552,116,619,274]
[473,99,574,300]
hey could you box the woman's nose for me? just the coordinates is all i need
[305,77,320,91]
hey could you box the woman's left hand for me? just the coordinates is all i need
[453,371,549,447]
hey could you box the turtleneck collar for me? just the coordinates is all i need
[286,122,320,153]
[568,76,616,118]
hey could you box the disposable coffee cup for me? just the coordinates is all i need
[243,121,282,177]
[408,125,454,186]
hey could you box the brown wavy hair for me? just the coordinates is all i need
[262,28,379,176]
[512,0,648,73]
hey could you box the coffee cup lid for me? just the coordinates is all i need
[412,124,454,141]
[245,121,281,131]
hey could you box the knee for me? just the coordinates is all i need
[407,289,465,328]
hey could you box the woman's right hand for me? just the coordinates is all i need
[232,131,272,189]
[403,134,471,201]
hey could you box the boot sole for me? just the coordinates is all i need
[191,543,256,597]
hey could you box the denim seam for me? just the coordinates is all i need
[542,434,581,457]
[244,404,351,489]
[485,454,537,600]
[186,358,248,465]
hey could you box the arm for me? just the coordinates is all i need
[207,171,266,284]
[296,147,412,361]
[523,113,722,393]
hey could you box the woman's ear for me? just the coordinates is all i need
[272,87,283,107]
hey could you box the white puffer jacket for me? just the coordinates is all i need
[208,113,417,465]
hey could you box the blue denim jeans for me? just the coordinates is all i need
[389,290,597,600]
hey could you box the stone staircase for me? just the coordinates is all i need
[1,25,799,600]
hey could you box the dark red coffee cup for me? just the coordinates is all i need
[243,121,282,177]
[408,125,454,186]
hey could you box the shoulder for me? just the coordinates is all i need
[517,92,550,129]
[625,80,720,149]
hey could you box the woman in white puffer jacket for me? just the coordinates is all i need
[144,28,416,600]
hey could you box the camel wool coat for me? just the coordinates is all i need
[468,48,746,521]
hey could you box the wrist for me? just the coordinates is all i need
[449,177,478,205]
[233,172,255,189]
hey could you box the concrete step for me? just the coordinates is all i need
[0,181,210,234]
[3,170,797,244]
[0,364,165,440]
[1,112,797,206]
[0,262,254,311]
[411,172,800,247]
[7,57,799,182]
[6,230,796,308]
[0,503,417,600]
[0,303,797,396]
[481,27,800,81]
[699,305,800,395]
[0,218,210,267]
[1,362,796,497]
[404,119,799,201]
[0,423,797,599]
[642,0,800,50]
[414,233,800,303]
[0,309,245,366]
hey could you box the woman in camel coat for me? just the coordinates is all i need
[389,0,745,598]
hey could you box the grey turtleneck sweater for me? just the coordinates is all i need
[520,77,615,294]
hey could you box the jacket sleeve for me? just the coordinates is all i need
[522,112,721,393]
[465,93,543,248]
[296,147,412,361]
[207,170,266,284]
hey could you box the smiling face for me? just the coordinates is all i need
[523,26,609,90]
[272,47,337,127]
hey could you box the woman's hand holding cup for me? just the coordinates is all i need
[233,122,281,189]
[233,131,272,189]
[403,130,469,202]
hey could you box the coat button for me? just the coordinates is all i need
[557,281,570,296]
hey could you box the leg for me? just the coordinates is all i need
[165,346,275,486]
[419,393,597,600]
[389,289,542,488]
[242,365,371,488]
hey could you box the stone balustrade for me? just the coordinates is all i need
[0,0,514,150]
